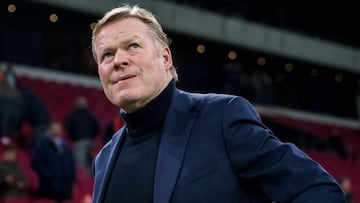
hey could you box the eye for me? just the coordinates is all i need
[102,52,113,60]
[129,43,140,49]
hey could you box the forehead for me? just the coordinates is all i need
[96,17,150,41]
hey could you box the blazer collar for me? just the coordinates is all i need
[95,127,126,203]
[154,89,198,203]
[95,88,197,203]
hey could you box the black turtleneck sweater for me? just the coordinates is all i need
[103,80,175,203]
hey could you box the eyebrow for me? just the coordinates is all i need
[122,35,143,44]
[97,34,144,53]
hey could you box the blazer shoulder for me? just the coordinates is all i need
[181,90,261,121]
[182,90,251,108]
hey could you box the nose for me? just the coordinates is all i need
[113,49,129,68]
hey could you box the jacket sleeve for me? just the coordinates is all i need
[222,96,346,203]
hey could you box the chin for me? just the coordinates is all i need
[113,94,136,106]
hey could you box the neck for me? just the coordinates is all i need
[122,77,173,113]
[121,79,175,137]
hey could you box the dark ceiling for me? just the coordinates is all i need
[178,1,360,49]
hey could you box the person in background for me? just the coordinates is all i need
[31,120,76,203]
[337,176,353,203]
[3,63,17,88]
[103,111,125,145]
[65,96,99,176]
[0,68,25,144]
[327,128,348,159]
[0,144,28,200]
[90,4,346,203]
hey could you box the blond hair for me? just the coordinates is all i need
[91,4,178,81]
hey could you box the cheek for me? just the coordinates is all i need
[98,67,108,81]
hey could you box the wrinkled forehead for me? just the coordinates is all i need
[97,18,152,42]
[95,18,151,45]
[95,16,149,38]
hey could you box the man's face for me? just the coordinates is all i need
[50,122,63,138]
[4,148,17,161]
[94,17,172,113]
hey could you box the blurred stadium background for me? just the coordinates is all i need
[1,0,359,202]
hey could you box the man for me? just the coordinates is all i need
[65,96,100,176]
[91,4,345,203]
[337,177,353,203]
[31,120,76,203]
[0,145,27,200]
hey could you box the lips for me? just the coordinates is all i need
[111,74,136,84]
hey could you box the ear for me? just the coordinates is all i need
[162,46,173,70]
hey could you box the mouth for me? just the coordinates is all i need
[111,74,136,84]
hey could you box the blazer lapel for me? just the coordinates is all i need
[154,89,198,203]
[95,127,126,203]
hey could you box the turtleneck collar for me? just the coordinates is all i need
[120,79,175,138]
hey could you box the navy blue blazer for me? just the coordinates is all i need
[92,88,345,203]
